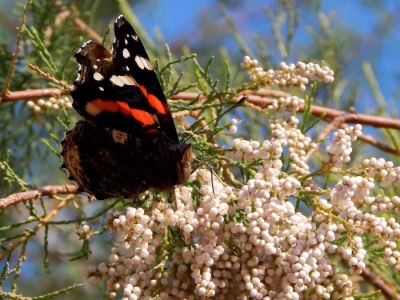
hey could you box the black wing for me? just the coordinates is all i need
[112,15,179,142]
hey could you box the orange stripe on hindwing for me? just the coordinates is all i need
[139,85,168,115]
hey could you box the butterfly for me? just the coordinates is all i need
[61,15,192,200]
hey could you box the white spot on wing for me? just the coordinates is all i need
[124,39,128,45]
[110,75,124,87]
[120,75,137,86]
[135,56,144,69]
[109,75,137,87]
[93,65,98,70]
[98,86,104,91]
[125,66,130,71]
[93,72,104,81]
[77,40,92,53]
[81,40,92,48]
[123,48,130,58]
[131,34,138,41]
[135,56,153,70]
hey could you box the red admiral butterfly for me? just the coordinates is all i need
[61,15,192,200]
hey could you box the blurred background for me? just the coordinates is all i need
[0,0,399,298]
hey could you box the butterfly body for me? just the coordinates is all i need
[61,15,191,199]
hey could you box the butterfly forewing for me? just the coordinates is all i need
[72,40,160,133]
[112,15,179,142]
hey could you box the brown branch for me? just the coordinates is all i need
[0,88,66,103]
[359,134,400,156]
[171,91,400,130]
[243,94,400,130]
[73,17,102,44]
[2,89,400,131]
[0,184,78,209]
[361,267,400,300]
[55,0,102,44]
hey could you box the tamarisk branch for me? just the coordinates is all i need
[0,184,78,209]
[0,88,66,103]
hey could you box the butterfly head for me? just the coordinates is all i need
[175,144,192,185]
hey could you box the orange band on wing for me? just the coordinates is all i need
[130,108,155,126]
[87,99,155,127]
[89,99,119,114]
[139,85,168,115]
[116,101,131,115]
[116,101,155,126]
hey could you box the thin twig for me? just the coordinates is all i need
[0,289,30,300]
[0,0,32,103]
[0,197,70,260]
[305,115,348,161]
[73,17,103,44]
[361,267,400,300]
[0,184,78,209]
[0,197,70,261]
[55,0,102,43]
[28,64,72,90]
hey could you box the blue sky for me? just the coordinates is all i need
[128,1,399,113]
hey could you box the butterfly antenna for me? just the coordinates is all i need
[182,97,246,143]
[191,157,228,189]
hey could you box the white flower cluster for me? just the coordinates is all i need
[83,59,399,298]
[318,171,400,271]
[88,117,399,298]
[76,223,92,240]
[330,175,373,209]
[362,157,400,186]
[88,168,357,299]
[265,96,304,112]
[324,125,363,169]
[229,118,240,134]
[270,116,316,175]
[230,138,282,165]
[27,95,73,112]
[241,56,334,90]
